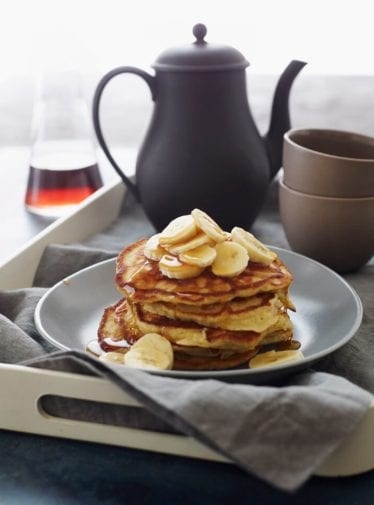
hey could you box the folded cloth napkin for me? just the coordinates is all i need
[0,186,373,492]
[23,349,372,492]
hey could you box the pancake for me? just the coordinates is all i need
[98,298,293,353]
[97,299,260,370]
[97,211,297,371]
[140,290,293,332]
[173,349,257,370]
[116,240,293,306]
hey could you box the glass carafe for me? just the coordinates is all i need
[25,70,103,218]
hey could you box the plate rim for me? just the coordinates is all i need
[34,247,363,379]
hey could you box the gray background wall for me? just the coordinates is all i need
[2,73,374,149]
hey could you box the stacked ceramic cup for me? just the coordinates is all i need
[280,128,374,273]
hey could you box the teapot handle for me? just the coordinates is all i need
[92,66,156,202]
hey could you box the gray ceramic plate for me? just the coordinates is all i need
[34,248,362,383]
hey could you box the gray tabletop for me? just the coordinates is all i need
[0,428,373,505]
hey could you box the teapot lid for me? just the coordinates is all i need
[153,24,249,72]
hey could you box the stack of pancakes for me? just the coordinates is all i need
[98,213,295,370]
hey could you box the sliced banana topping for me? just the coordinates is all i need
[144,210,279,279]
[231,227,277,265]
[124,333,174,370]
[159,254,204,279]
[159,215,197,245]
[179,244,217,267]
[211,241,249,277]
[99,351,125,365]
[249,350,304,369]
[191,209,227,243]
[164,231,213,255]
[144,234,166,261]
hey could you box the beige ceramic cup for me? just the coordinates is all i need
[283,128,374,197]
[279,177,374,273]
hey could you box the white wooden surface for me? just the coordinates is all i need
[0,175,372,478]
[0,178,125,289]
[0,363,372,477]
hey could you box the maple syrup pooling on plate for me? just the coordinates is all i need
[25,144,103,217]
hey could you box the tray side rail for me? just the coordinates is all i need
[0,179,125,289]
[0,364,373,477]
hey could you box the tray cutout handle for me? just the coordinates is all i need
[0,364,373,476]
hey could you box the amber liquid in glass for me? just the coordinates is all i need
[25,150,103,218]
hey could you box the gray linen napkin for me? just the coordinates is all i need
[23,349,372,492]
[0,289,54,362]
[0,185,373,492]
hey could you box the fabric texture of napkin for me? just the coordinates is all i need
[0,185,373,492]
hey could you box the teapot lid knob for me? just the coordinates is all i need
[153,23,249,71]
[193,23,207,44]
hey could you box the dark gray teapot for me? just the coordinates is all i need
[93,24,306,231]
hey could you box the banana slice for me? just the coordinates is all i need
[231,227,277,265]
[249,350,304,369]
[164,231,213,255]
[159,215,197,245]
[211,241,249,277]
[124,333,174,370]
[144,234,166,261]
[99,352,125,365]
[159,254,204,279]
[191,209,227,243]
[179,244,217,267]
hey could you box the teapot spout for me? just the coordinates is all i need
[264,60,306,178]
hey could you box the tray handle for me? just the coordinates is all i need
[0,364,227,462]
[0,364,373,476]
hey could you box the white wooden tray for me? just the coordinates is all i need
[0,179,373,478]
